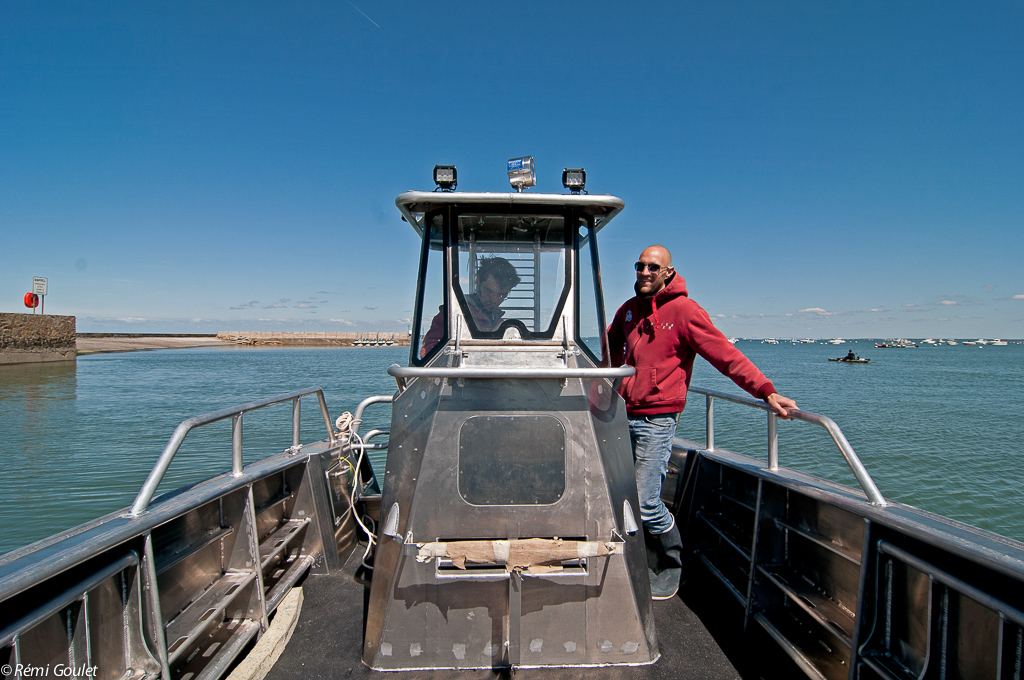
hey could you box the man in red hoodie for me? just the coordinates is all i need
[607,245,797,599]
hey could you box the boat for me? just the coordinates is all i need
[875,338,917,348]
[827,338,844,345]
[829,354,870,363]
[2,161,1023,680]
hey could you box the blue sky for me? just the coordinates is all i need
[2,1,1022,338]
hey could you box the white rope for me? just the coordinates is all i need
[334,412,377,569]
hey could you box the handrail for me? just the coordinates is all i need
[688,386,887,507]
[360,428,390,450]
[130,387,335,516]
[352,395,395,439]
[387,365,634,380]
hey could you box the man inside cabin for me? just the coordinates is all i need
[420,256,521,357]
[607,245,798,600]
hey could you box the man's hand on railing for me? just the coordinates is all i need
[765,392,798,419]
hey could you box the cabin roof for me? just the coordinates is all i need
[395,191,625,237]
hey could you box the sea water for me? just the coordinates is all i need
[1,341,1022,554]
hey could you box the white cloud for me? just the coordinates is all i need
[939,300,957,305]
[798,307,837,316]
[329,318,355,326]
[1013,294,1024,300]
[117,317,147,323]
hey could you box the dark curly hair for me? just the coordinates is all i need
[477,257,521,291]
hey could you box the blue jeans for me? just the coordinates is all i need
[628,414,680,535]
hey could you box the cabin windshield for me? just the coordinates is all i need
[410,202,608,365]
[452,212,570,340]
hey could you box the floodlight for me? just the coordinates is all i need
[433,165,457,191]
[507,156,536,192]
[562,168,586,193]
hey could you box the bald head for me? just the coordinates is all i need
[635,245,675,296]
[640,245,672,267]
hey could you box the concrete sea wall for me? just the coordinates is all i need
[0,313,77,365]
[217,331,408,346]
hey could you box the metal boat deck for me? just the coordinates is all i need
[264,547,759,680]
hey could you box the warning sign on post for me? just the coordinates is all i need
[32,277,47,296]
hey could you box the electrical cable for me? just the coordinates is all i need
[334,412,377,570]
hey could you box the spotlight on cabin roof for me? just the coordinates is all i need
[433,165,457,191]
[562,168,586,194]
[507,156,536,192]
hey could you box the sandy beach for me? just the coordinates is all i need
[76,336,229,354]
[73,332,408,355]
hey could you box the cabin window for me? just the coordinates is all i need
[575,220,606,363]
[411,213,447,364]
[451,213,570,340]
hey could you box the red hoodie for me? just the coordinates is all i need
[607,273,776,416]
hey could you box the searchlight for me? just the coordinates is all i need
[562,168,586,194]
[507,156,536,192]
[433,165,457,191]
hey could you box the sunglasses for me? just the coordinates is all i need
[634,261,669,273]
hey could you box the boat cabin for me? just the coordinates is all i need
[364,164,656,670]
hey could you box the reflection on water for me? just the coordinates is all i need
[0,360,80,552]
[1,341,1023,555]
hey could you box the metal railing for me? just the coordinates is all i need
[130,386,335,516]
[352,394,394,439]
[689,386,887,507]
[387,365,634,380]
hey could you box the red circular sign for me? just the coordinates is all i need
[24,292,39,308]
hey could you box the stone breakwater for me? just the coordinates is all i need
[0,313,76,365]
[217,331,408,347]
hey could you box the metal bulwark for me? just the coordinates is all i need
[676,393,1024,680]
[0,390,355,680]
